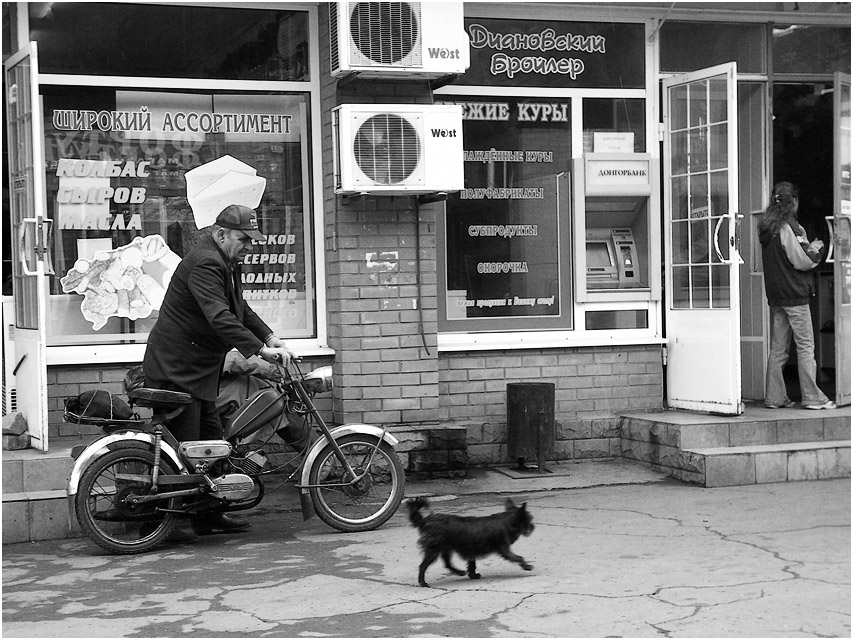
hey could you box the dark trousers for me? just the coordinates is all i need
[147,379,223,442]
[144,379,228,524]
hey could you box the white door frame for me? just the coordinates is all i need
[833,71,851,407]
[4,41,51,450]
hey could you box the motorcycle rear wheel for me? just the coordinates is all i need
[308,434,405,532]
[75,447,180,554]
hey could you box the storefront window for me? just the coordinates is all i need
[772,25,851,75]
[42,86,315,344]
[582,98,646,153]
[438,96,573,331]
[29,3,309,81]
[660,22,765,74]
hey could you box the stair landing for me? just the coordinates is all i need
[620,404,850,487]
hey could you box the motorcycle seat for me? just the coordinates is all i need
[128,388,193,409]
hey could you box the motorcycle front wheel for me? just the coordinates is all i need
[308,434,405,532]
[75,447,180,554]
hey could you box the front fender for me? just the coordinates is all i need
[299,424,399,494]
[66,432,185,498]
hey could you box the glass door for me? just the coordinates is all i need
[833,71,851,407]
[4,42,51,450]
[663,63,743,415]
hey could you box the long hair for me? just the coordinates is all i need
[758,182,799,236]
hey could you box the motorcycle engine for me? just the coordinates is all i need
[230,450,268,475]
[179,440,232,473]
[208,473,256,502]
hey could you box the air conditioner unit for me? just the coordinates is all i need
[333,104,464,195]
[330,2,470,78]
[2,299,17,416]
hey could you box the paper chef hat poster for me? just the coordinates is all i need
[185,156,266,229]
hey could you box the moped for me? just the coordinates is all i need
[66,360,405,554]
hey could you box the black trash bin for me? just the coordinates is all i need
[506,382,555,472]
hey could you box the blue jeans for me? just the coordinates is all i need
[765,305,830,407]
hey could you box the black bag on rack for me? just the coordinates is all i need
[65,389,133,422]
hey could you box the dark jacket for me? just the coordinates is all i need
[143,234,271,401]
[758,220,823,307]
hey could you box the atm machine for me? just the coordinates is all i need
[585,227,642,289]
[573,153,661,329]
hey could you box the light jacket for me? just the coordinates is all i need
[758,220,823,307]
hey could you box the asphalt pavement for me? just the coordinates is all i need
[2,460,850,638]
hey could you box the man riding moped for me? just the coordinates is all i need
[142,203,295,543]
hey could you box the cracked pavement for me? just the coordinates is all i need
[2,469,849,638]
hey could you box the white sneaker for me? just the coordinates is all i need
[765,399,796,409]
[804,400,836,410]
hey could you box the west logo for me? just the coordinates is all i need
[430,128,458,138]
[427,47,461,60]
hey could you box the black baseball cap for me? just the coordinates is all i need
[215,204,264,242]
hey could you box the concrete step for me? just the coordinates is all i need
[685,440,850,487]
[2,439,86,493]
[620,404,851,487]
[2,440,87,544]
[389,423,468,479]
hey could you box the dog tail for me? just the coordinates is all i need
[406,497,429,528]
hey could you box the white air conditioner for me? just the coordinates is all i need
[333,104,464,195]
[330,2,470,78]
[2,298,17,416]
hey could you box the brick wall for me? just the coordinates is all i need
[45,345,663,469]
[46,358,334,443]
[439,345,664,465]
[47,364,134,440]
[321,8,441,426]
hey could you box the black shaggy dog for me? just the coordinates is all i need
[406,496,535,587]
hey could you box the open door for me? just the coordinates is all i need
[4,42,52,450]
[663,63,743,415]
[833,72,851,407]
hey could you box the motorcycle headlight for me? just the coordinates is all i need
[302,366,333,394]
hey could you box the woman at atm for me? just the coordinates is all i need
[758,181,835,411]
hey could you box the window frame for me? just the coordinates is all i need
[434,35,664,351]
[34,4,329,365]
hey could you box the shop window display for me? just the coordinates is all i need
[42,86,315,344]
[439,96,573,331]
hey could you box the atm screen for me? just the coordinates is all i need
[587,241,614,269]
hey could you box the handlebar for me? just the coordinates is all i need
[258,346,299,367]
[272,355,303,378]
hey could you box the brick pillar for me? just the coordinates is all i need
[325,198,439,426]
[319,8,439,427]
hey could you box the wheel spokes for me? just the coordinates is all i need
[316,443,396,521]
[84,459,166,541]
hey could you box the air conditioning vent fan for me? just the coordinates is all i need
[353,113,421,185]
[330,2,469,78]
[333,104,464,195]
[349,2,420,66]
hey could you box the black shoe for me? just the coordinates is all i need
[165,526,199,544]
[140,522,198,545]
[193,512,251,535]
